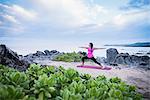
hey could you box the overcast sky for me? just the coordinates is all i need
[0,0,150,54]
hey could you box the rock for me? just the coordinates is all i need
[23,50,61,64]
[143,92,150,99]
[44,50,60,56]
[106,48,119,64]
[96,57,107,63]
[23,51,46,63]
[114,53,132,65]
[114,54,150,67]
[139,56,149,63]
[136,52,143,55]
[22,54,35,64]
[36,51,45,56]
[130,55,140,66]
[48,50,62,59]
[110,63,118,66]
[131,55,150,66]
[0,44,29,71]
[138,56,150,70]
[44,50,51,55]
[147,51,150,55]
[50,50,59,54]
[106,48,150,69]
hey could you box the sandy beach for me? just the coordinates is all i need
[35,60,150,99]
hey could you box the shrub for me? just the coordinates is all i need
[53,52,82,62]
[0,64,142,100]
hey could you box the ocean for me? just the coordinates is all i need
[9,44,150,58]
[94,46,150,57]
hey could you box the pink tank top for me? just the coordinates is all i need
[87,47,94,58]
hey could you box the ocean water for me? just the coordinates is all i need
[94,46,150,57]
[2,37,150,57]
[6,42,150,58]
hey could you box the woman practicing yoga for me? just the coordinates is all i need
[79,43,105,68]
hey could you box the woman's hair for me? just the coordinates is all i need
[89,43,93,48]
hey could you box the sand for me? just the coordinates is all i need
[35,60,150,99]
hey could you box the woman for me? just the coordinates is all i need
[79,43,105,68]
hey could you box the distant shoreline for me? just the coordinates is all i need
[104,42,150,47]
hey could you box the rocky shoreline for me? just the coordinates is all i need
[20,50,62,64]
[0,44,150,71]
[106,48,150,70]
[0,44,150,99]
[0,44,63,71]
[0,44,29,71]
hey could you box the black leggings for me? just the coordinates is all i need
[82,56,102,66]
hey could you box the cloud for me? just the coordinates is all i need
[0,3,37,22]
[0,0,149,41]
[29,0,107,28]
[30,0,90,28]
[88,4,108,21]
[10,5,37,21]
[0,3,38,35]
[0,0,109,36]
[121,0,150,10]
[97,9,150,40]
[128,0,150,8]
[0,20,2,25]
[113,10,150,28]
[2,14,19,24]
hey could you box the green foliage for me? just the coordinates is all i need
[64,68,79,80]
[0,64,142,100]
[81,74,91,80]
[0,84,25,100]
[53,52,82,62]
[31,74,56,99]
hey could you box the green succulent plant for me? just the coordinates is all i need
[0,64,142,100]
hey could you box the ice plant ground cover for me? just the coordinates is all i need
[0,64,142,100]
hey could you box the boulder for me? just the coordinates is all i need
[147,51,150,55]
[106,48,119,64]
[23,50,61,64]
[0,44,29,71]
[114,53,132,65]
[36,51,45,56]
[22,54,35,64]
[44,50,51,55]
[106,48,150,69]
[96,57,107,63]
[50,50,59,54]
[138,56,150,70]
[131,55,140,66]
[49,50,62,59]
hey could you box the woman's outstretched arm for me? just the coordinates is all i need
[79,47,88,49]
[94,48,106,50]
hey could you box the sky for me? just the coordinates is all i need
[0,0,150,55]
